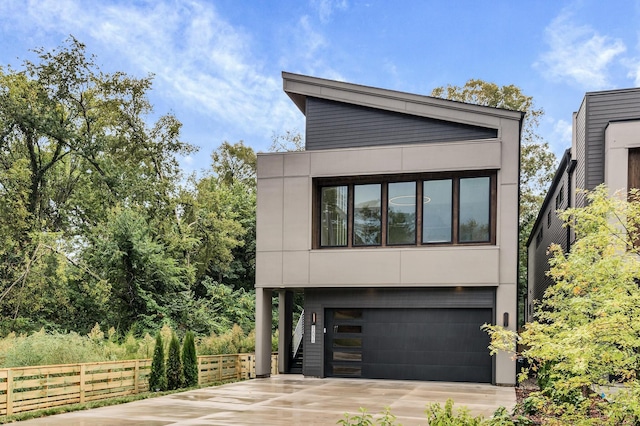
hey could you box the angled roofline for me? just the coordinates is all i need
[584,86,640,97]
[282,72,525,130]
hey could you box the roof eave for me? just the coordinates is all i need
[282,72,524,128]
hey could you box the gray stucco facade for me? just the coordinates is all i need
[256,72,522,385]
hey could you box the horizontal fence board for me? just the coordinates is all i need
[15,394,81,413]
[0,353,277,416]
[13,385,81,403]
[14,376,80,390]
[11,365,80,377]
[86,379,136,393]
[84,389,135,402]
[86,371,135,382]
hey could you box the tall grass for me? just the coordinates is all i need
[0,323,258,368]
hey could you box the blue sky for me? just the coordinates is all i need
[1,0,639,174]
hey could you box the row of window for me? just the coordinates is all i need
[316,173,495,248]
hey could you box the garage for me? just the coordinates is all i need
[324,307,492,383]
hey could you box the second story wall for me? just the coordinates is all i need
[305,97,498,150]
[582,89,640,194]
[257,132,520,289]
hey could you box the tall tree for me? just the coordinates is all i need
[0,38,196,333]
[431,79,557,327]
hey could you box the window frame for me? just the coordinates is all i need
[313,171,497,249]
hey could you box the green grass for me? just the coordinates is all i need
[0,379,239,424]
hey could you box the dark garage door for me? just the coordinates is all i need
[325,308,492,383]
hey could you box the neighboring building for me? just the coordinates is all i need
[526,88,640,322]
[255,72,523,385]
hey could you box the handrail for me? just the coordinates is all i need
[292,310,304,357]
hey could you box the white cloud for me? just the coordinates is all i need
[279,15,345,81]
[2,0,303,150]
[622,34,640,86]
[312,0,348,23]
[553,119,573,146]
[628,62,640,86]
[536,11,626,89]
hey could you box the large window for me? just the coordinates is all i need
[423,179,452,243]
[320,186,348,247]
[387,182,416,245]
[353,184,382,246]
[315,172,496,248]
[459,177,490,242]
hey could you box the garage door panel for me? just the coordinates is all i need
[326,307,492,382]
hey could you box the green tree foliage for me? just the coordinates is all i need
[85,208,191,333]
[182,331,198,387]
[211,141,256,188]
[269,130,304,152]
[484,186,640,421]
[431,79,557,326]
[166,333,183,390]
[149,333,167,391]
[198,141,257,291]
[0,39,259,336]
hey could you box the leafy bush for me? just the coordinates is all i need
[182,331,198,387]
[425,399,484,425]
[166,333,183,390]
[197,325,254,355]
[337,407,374,426]
[149,333,167,391]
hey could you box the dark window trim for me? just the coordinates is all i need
[313,170,497,249]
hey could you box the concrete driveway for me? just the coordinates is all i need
[19,375,516,425]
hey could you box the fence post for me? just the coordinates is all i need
[218,356,222,381]
[197,357,202,386]
[133,360,139,394]
[79,364,86,404]
[6,369,12,416]
[235,355,241,380]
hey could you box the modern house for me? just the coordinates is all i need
[255,72,523,385]
[526,88,640,321]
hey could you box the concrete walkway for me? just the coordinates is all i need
[19,375,516,425]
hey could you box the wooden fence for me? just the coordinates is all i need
[0,353,278,416]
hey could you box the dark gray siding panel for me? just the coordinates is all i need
[529,169,571,304]
[585,89,640,190]
[302,287,495,377]
[305,98,498,150]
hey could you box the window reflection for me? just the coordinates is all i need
[321,186,348,246]
[387,182,416,244]
[459,177,490,242]
[423,179,452,243]
[354,184,381,246]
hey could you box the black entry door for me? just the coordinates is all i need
[325,308,492,382]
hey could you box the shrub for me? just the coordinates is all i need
[182,331,198,387]
[149,333,167,391]
[197,325,254,355]
[166,333,183,390]
[425,399,485,425]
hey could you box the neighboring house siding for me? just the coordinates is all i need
[575,100,587,208]
[305,97,498,151]
[302,287,495,377]
[585,89,640,191]
[527,88,640,323]
[530,171,570,304]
